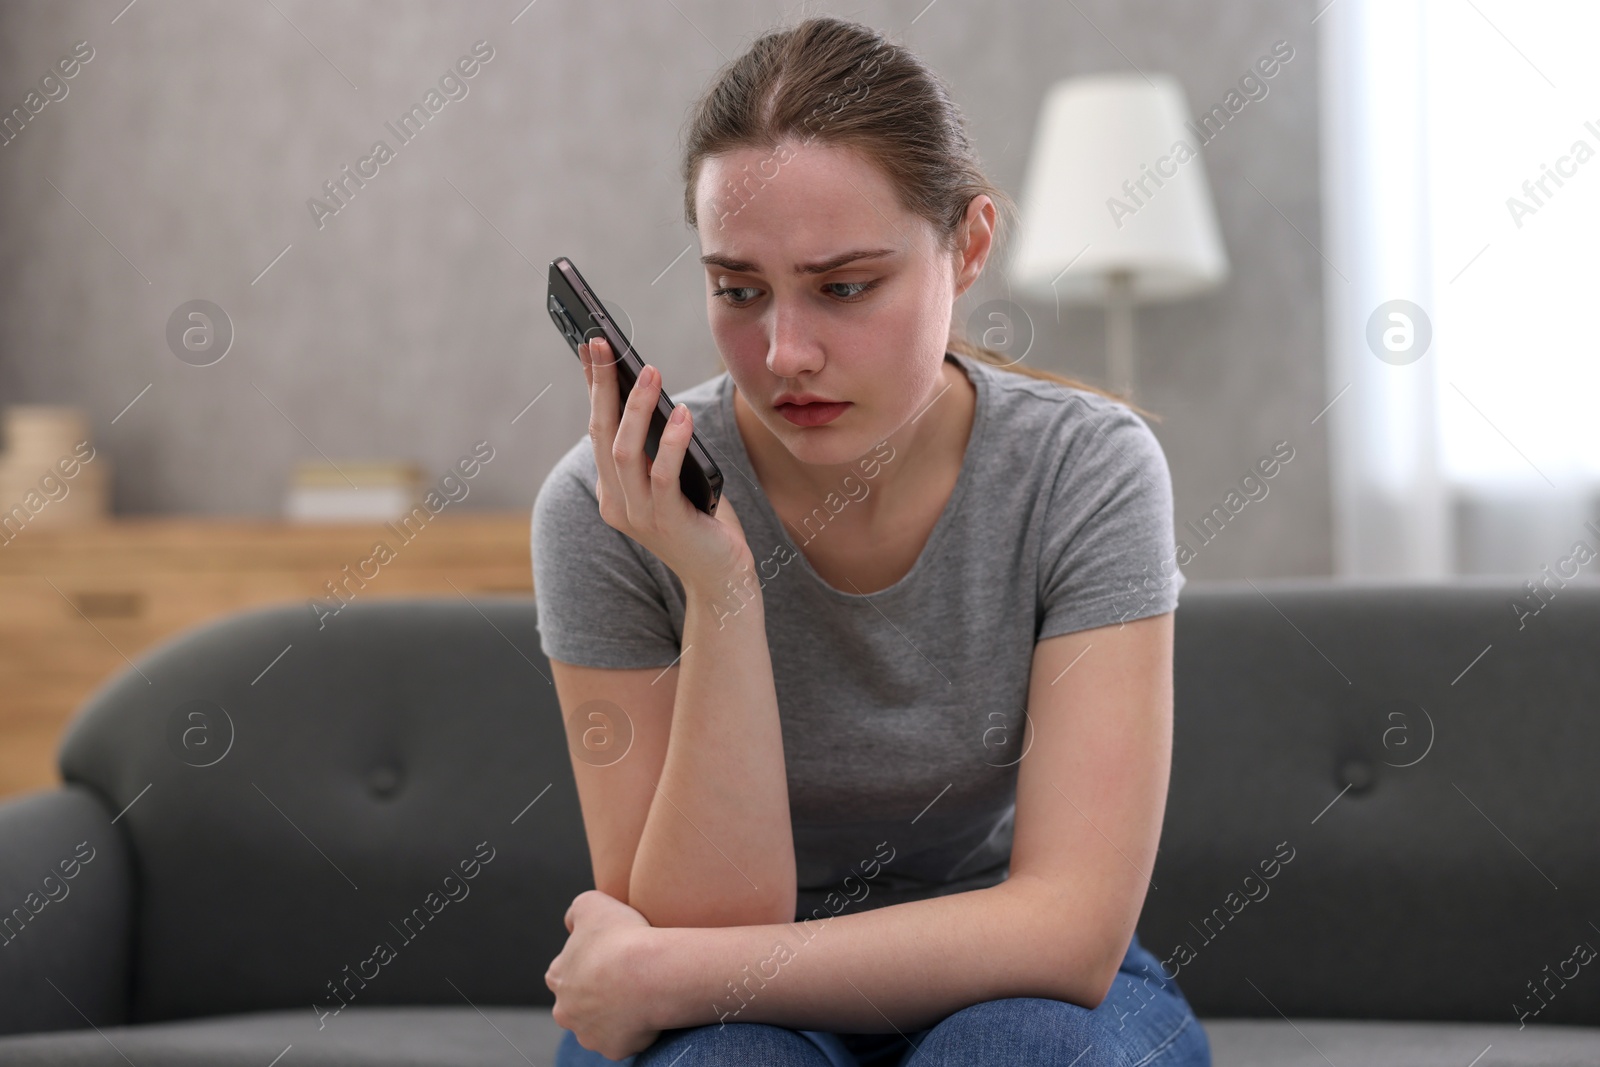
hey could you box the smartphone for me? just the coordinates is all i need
[547,256,724,515]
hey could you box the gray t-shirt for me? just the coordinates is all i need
[531,351,1185,923]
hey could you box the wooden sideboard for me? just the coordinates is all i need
[0,511,535,800]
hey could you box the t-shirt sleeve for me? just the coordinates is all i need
[530,449,684,669]
[1036,401,1186,640]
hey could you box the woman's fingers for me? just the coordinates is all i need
[584,339,619,439]
[648,400,695,519]
[582,338,710,561]
[583,339,627,520]
[612,354,661,524]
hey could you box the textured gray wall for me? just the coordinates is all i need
[0,0,1328,580]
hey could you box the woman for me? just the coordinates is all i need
[533,15,1210,1067]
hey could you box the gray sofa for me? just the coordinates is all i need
[1,581,1597,1065]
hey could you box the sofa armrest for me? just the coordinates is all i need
[0,784,134,1036]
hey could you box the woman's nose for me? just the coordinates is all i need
[765,306,825,378]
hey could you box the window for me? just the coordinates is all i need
[1322,0,1598,577]
[1426,0,1600,490]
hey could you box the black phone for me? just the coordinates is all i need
[547,256,724,515]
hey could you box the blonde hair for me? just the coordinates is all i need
[680,14,1156,421]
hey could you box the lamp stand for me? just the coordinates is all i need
[1105,269,1137,400]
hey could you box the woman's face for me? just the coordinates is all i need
[695,141,980,470]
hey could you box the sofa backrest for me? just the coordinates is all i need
[1139,579,1600,1027]
[59,597,591,1025]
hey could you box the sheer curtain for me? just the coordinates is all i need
[1321,0,1600,578]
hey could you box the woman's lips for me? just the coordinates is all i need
[776,401,851,426]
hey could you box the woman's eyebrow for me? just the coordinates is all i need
[700,247,900,275]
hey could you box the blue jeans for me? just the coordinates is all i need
[554,930,1210,1066]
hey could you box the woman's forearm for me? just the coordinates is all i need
[642,875,1117,1036]
[628,565,797,928]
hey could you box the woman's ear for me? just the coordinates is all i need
[953,195,997,299]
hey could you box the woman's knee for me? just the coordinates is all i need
[915,991,1203,1067]
[554,1026,635,1066]
[633,1021,835,1066]
[912,996,1125,1066]
[914,990,1209,1067]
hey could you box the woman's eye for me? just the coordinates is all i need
[711,280,881,307]
[825,280,880,301]
[712,286,760,306]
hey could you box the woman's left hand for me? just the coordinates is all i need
[545,889,664,1060]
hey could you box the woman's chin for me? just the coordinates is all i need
[778,429,880,469]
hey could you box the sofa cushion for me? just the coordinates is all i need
[0,1005,569,1066]
[1,1012,1596,1066]
[1205,1017,1600,1066]
[1140,582,1600,1022]
[54,600,592,1024]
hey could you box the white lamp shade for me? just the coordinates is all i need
[1009,73,1230,304]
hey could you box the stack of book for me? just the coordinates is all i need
[0,405,110,528]
[285,460,425,523]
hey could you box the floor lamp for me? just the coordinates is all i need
[1009,73,1231,401]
